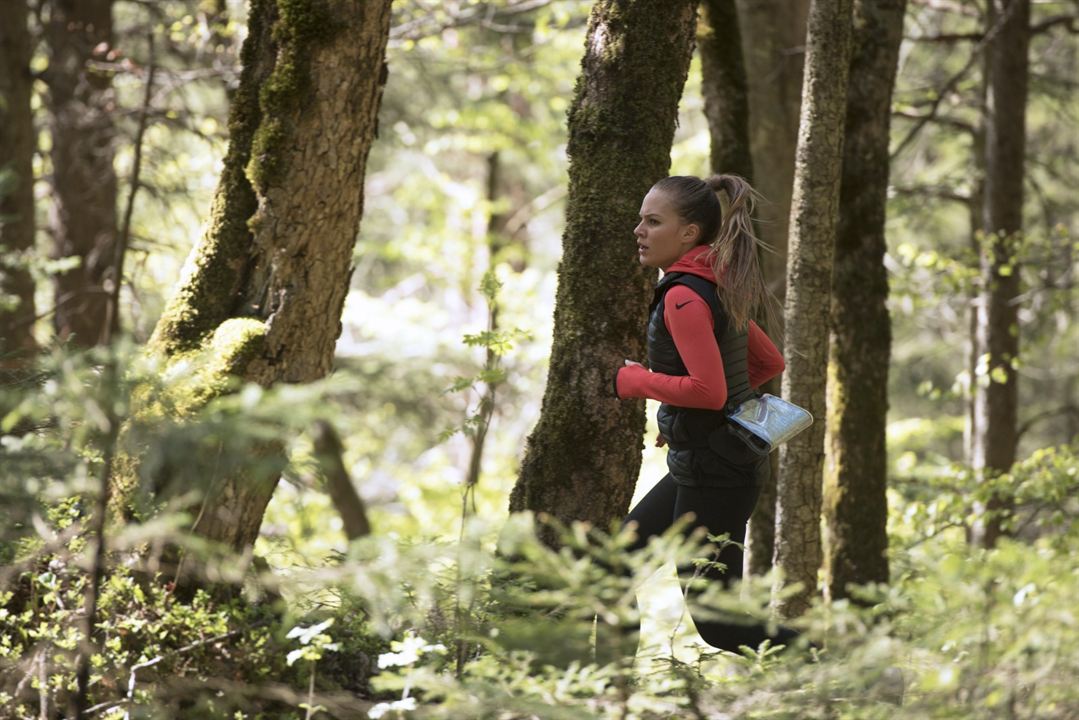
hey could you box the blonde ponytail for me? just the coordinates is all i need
[704,175,772,331]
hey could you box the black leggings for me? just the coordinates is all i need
[623,474,798,654]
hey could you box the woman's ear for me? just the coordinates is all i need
[682,223,701,245]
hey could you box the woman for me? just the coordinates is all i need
[613,174,798,654]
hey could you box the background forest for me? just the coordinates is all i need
[1,0,1077,718]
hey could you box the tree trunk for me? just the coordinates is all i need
[508,0,700,540]
[971,0,1029,549]
[735,0,809,577]
[735,0,808,299]
[823,0,905,602]
[772,0,853,619]
[698,0,784,580]
[138,0,393,553]
[44,0,117,347]
[964,135,985,469]
[0,0,37,359]
[698,0,753,181]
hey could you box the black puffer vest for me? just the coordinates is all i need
[648,272,765,486]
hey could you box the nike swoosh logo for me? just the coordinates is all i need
[675,300,693,309]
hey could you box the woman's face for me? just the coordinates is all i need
[634,189,699,270]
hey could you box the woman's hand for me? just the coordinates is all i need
[615,359,647,398]
[654,433,667,448]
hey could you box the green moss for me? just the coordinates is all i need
[246,0,336,193]
[162,317,268,414]
[150,2,276,357]
[113,319,268,511]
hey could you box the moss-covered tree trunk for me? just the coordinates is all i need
[139,0,393,553]
[734,0,808,577]
[823,0,905,601]
[771,0,853,619]
[44,0,117,347]
[508,0,700,537]
[0,0,37,359]
[971,0,1029,548]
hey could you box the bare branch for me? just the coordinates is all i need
[1018,405,1079,442]
[1032,14,1079,35]
[891,184,973,205]
[891,0,1025,161]
[391,0,558,42]
[906,30,983,42]
[311,420,372,541]
[893,108,978,134]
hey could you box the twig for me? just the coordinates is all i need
[103,27,157,345]
[10,648,42,711]
[38,650,47,720]
[1017,405,1079,442]
[390,0,556,41]
[892,108,977,134]
[304,666,317,720]
[116,627,249,719]
[891,184,973,205]
[908,14,1078,41]
[1032,14,1079,35]
[72,356,122,719]
[907,30,983,42]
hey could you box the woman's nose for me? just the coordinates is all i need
[633,221,644,237]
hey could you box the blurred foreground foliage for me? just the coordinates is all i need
[2,347,1079,718]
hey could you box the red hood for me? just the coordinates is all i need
[664,245,716,283]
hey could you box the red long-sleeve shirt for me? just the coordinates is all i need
[615,248,784,409]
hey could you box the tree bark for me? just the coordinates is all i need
[508,0,700,540]
[970,0,1029,548]
[44,0,118,347]
[772,0,853,619]
[823,0,905,602]
[698,0,753,181]
[0,0,37,359]
[735,0,808,299]
[138,0,393,553]
[735,0,809,577]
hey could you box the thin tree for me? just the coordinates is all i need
[43,0,118,347]
[508,0,701,538]
[772,0,854,618]
[0,0,37,359]
[971,0,1030,548]
[698,0,790,582]
[122,0,394,555]
[698,0,753,181]
[734,0,809,576]
[823,0,906,601]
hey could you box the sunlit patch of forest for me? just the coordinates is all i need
[1,0,1077,718]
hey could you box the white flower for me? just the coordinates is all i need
[376,632,446,669]
[286,618,334,644]
[368,696,417,718]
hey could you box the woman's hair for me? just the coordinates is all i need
[651,174,775,332]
